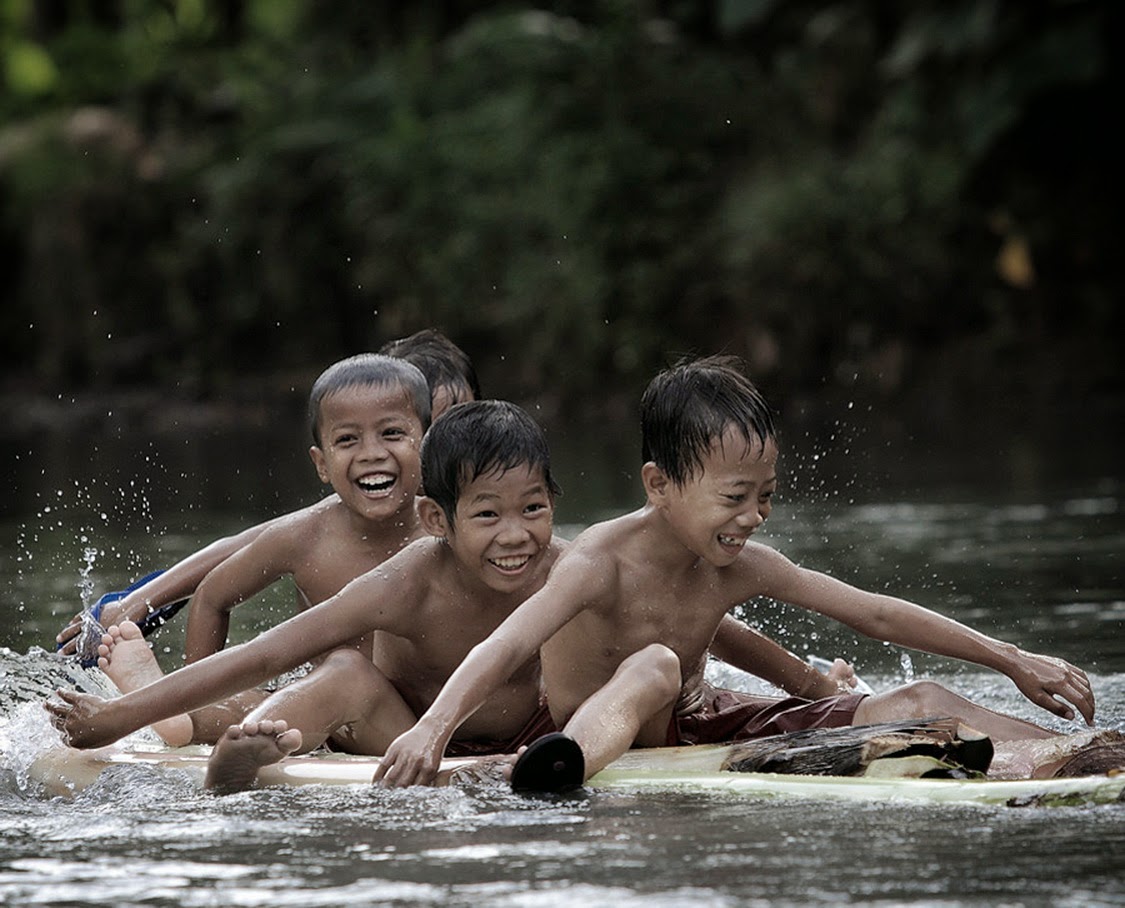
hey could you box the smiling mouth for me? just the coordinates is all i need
[717,534,746,549]
[356,473,395,495]
[488,554,533,573]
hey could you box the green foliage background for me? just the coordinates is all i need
[1,0,1120,424]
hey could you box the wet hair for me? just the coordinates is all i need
[308,353,431,445]
[379,329,482,402]
[421,399,561,524]
[640,355,776,486]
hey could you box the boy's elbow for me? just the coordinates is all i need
[858,600,900,641]
[191,589,238,618]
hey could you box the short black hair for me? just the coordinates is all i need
[308,354,431,445]
[379,329,482,401]
[422,400,560,524]
[641,355,776,485]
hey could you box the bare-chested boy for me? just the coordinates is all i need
[95,352,432,747]
[48,401,564,787]
[372,356,1096,792]
[55,329,479,658]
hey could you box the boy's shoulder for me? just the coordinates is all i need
[255,496,342,539]
[721,539,799,592]
[227,498,356,566]
[386,534,461,577]
[355,536,451,595]
[566,510,638,549]
[555,510,646,576]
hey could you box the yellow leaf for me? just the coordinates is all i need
[996,235,1035,289]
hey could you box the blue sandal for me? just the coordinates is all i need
[61,571,189,667]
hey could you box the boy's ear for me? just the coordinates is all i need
[641,461,672,505]
[308,446,330,484]
[418,497,451,539]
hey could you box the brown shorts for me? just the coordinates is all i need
[670,682,867,746]
[446,704,559,758]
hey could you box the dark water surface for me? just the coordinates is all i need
[1,397,1123,906]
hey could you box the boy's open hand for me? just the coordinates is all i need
[55,615,84,656]
[1010,650,1094,725]
[44,690,120,749]
[823,658,858,690]
[373,723,447,788]
[56,601,131,656]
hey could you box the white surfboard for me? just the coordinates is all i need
[27,742,1125,808]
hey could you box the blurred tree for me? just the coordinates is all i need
[0,0,1119,420]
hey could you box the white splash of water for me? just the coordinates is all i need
[900,651,915,682]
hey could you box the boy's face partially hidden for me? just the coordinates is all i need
[442,463,554,594]
[655,426,778,567]
[309,383,425,523]
[430,381,476,421]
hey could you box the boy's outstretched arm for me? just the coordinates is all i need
[55,522,273,654]
[749,544,1095,724]
[46,554,419,748]
[710,614,857,699]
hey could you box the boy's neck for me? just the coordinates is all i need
[344,497,423,549]
[636,505,708,572]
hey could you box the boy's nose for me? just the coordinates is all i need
[358,437,388,460]
[496,519,530,544]
[736,508,765,531]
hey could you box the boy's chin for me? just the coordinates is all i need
[357,491,412,517]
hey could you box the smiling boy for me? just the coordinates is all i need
[55,330,478,658]
[97,353,432,746]
[49,401,569,791]
[372,356,1094,791]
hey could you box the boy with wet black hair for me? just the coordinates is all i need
[92,353,431,746]
[50,400,567,792]
[372,356,1093,791]
[55,330,479,657]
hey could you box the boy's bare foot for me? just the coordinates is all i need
[97,621,162,691]
[97,621,193,747]
[991,730,1125,779]
[204,720,303,794]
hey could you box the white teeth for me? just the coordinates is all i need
[718,534,744,548]
[490,555,530,570]
[357,473,394,491]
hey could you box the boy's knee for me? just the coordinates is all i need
[897,679,956,712]
[319,648,402,698]
[629,643,681,698]
[320,647,372,676]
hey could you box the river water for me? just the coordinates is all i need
[1,394,1123,906]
